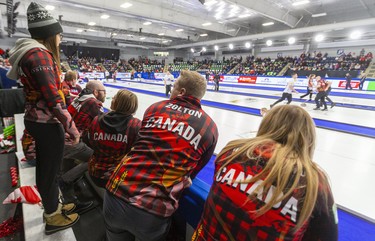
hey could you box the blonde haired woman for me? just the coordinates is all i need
[85,89,141,188]
[193,105,338,241]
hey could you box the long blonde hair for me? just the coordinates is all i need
[217,105,320,231]
[38,35,61,73]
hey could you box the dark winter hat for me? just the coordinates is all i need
[27,2,63,39]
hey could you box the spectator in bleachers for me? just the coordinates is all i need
[104,70,218,241]
[64,70,82,104]
[85,89,141,188]
[192,105,338,241]
[6,2,80,234]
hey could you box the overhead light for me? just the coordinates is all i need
[288,37,296,44]
[143,21,152,25]
[101,14,110,19]
[200,33,208,37]
[262,22,274,26]
[292,0,310,6]
[191,48,195,53]
[204,0,217,6]
[158,33,165,36]
[87,29,97,32]
[112,33,117,36]
[127,34,134,37]
[140,37,146,40]
[176,29,184,32]
[245,42,251,48]
[76,29,83,33]
[238,14,251,18]
[315,34,325,42]
[350,31,362,40]
[229,43,234,49]
[227,29,236,32]
[202,22,212,26]
[88,22,96,26]
[312,12,327,18]
[214,45,219,51]
[120,2,133,8]
[202,47,206,52]
[45,5,55,11]
[266,40,273,46]
[162,40,169,43]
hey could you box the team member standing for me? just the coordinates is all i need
[359,71,367,90]
[324,80,336,108]
[300,74,315,101]
[163,71,174,97]
[214,72,220,91]
[7,2,80,234]
[345,73,353,90]
[193,105,338,241]
[270,73,299,108]
[314,76,328,111]
[85,89,141,188]
[104,70,218,241]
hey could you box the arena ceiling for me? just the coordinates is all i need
[2,0,375,50]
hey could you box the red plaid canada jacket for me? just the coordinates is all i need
[107,95,218,217]
[193,148,338,241]
[86,112,141,182]
[18,48,78,139]
[68,95,103,134]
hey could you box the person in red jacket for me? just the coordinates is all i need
[104,70,218,241]
[68,80,105,134]
[6,2,80,234]
[193,105,338,241]
[85,89,141,188]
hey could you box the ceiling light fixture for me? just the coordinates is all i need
[292,0,310,6]
[266,40,273,46]
[202,47,207,52]
[214,45,219,51]
[140,37,146,40]
[101,14,110,19]
[227,29,236,32]
[262,22,274,26]
[162,40,169,43]
[176,29,184,32]
[120,2,133,8]
[350,31,362,40]
[45,5,55,11]
[88,22,96,26]
[76,29,83,33]
[191,48,195,53]
[143,21,152,25]
[312,12,327,18]
[158,33,165,36]
[245,42,251,48]
[229,43,234,49]
[315,34,325,42]
[200,33,208,36]
[288,37,296,44]
[202,22,212,26]
[238,14,251,18]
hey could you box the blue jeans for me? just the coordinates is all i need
[103,191,171,241]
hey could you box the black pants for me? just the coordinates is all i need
[165,85,171,96]
[345,80,352,89]
[214,81,219,91]
[104,191,171,241]
[24,120,65,214]
[272,93,292,106]
[359,79,366,90]
[300,87,312,100]
[325,87,334,103]
[315,91,327,109]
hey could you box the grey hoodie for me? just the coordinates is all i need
[6,38,47,80]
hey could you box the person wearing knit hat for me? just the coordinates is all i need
[7,2,80,235]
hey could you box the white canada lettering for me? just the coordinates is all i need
[93,132,128,143]
[144,117,201,150]
[216,167,300,223]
